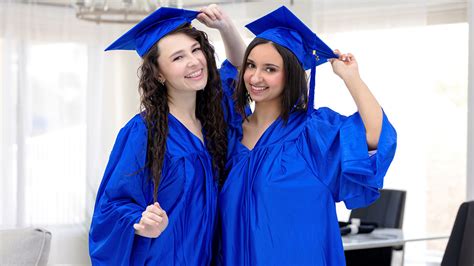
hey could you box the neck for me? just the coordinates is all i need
[167,89,197,121]
[250,100,282,127]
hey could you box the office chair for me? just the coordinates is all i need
[441,200,474,266]
[344,189,406,266]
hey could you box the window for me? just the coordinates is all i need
[1,42,87,226]
[328,23,467,261]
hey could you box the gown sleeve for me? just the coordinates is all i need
[219,60,250,127]
[298,107,397,209]
[89,114,153,266]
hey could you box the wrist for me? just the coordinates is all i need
[217,20,234,33]
[342,74,363,85]
[343,75,366,93]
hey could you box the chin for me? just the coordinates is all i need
[188,76,208,91]
[194,82,208,91]
[196,79,209,91]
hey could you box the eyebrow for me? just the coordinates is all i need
[247,58,281,69]
[169,42,200,59]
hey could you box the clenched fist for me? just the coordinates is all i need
[133,202,169,238]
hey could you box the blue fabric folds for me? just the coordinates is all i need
[219,60,249,128]
[299,107,397,209]
[89,114,218,266]
[217,107,397,265]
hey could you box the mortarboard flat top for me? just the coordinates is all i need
[105,7,199,57]
[245,6,336,70]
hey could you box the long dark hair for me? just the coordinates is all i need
[138,24,227,201]
[234,38,308,122]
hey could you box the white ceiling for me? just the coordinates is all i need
[5,0,468,33]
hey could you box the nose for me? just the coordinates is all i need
[187,53,200,67]
[250,68,263,84]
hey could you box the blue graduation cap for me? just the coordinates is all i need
[246,6,338,112]
[105,7,199,57]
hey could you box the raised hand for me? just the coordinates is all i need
[133,202,169,238]
[197,4,230,31]
[329,49,361,82]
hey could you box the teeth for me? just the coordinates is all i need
[251,85,267,91]
[186,69,202,78]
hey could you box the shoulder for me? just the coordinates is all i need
[114,113,148,143]
[114,113,148,159]
[122,113,147,133]
[219,59,238,82]
[307,107,347,127]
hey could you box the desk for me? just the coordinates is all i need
[342,228,449,251]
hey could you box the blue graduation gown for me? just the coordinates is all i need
[217,93,397,264]
[89,60,240,266]
[89,113,218,265]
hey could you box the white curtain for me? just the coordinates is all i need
[0,2,140,264]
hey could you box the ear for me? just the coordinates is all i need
[155,72,166,85]
[155,71,164,80]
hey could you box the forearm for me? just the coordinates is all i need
[344,76,382,150]
[218,22,246,67]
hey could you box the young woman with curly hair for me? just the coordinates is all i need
[89,5,245,265]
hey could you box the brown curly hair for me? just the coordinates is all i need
[138,24,227,201]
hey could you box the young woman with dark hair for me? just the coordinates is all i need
[234,37,308,123]
[216,6,397,265]
[89,5,245,265]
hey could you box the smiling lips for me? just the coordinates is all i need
[185,69,203,80]
[249,84,268,94]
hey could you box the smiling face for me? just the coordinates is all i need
[234,38,308,122]
[243,43,285,105]
[156,32,208,93]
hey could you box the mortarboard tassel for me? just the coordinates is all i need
[307,50,318,114]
